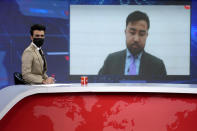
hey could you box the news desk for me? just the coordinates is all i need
[0,83,197,131]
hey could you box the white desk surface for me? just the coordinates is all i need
[1,83,197,120]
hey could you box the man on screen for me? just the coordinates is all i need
[22,24,55,84]
[99,11,167,77]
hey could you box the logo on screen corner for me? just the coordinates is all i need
[184,5,190,10]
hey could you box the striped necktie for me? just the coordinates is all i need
[39,49,46,71]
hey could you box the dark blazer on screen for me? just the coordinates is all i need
[98,49,166,78]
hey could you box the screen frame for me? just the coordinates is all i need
[69,1,192,84]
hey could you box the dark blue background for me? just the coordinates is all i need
[0,0,196,89]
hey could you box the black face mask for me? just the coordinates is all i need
[33,38,44,47]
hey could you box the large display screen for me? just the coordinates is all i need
[70,3,191,81]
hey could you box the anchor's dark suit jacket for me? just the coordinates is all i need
[99,49,166,78]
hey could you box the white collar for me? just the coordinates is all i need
[32,42,41,50]
[126,49,143,60]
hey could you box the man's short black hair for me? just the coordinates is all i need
[30,24,46,36]
[126,11,150,29]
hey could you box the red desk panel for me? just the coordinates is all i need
[1,93,197,131]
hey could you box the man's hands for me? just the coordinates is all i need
[42,77,55,84]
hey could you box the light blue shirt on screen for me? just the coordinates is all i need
[124,49,143,75]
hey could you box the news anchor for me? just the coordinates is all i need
[22,24,55,84]
[99,11,167,77]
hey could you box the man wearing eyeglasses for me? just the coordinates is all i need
[22,24,55,84]
[99,11,167,78]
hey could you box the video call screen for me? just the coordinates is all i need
[70,4,190,80]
